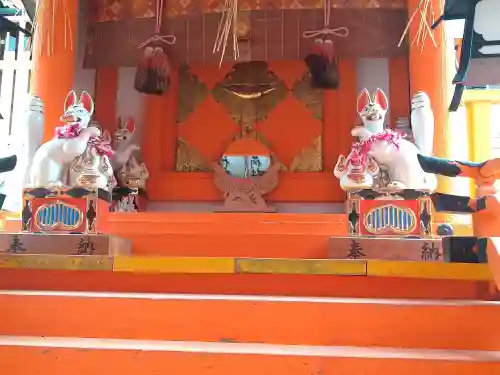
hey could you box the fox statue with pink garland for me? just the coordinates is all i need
[0,90,133,257]
[333,88,437,239]
[334,88,437,192]
[20,90,117,235]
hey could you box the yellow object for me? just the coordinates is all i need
[466,100,492,197]
[463,89,500,103]
[0,254,112,271]
[236,258,367,276]
[113,256,235,274]
[0,214,5,231]
[0,254,491,281]
[367,260,491,281]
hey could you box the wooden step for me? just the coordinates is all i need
[6,213,346,257]
[114,232,335,258]
[0,336,498,375]
[1,291,500,351]
[2,212,472,258]
[0,268,491,300]
[109,212,345,258]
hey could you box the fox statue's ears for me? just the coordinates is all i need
[125,118,136,133]
[357,88,371,114]
[64,90,77,112]
[117,117,136,133]
[356,88,388,114]
[79,91,95,116]
[373,88,388,111]
[63,90,94,116]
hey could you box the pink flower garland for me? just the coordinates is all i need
[88,136,114,157]
[347,129,404,168]
[56,123,83,139]
[55,123,114,157]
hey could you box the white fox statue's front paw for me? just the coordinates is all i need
[334,149,380,191]
[351,126,373,140]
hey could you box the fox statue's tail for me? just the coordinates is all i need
[417,154,500,214]
[411,91,434,156]
[0,96,44,212]
[0,155,17,174]
[23,96,45,186]
[417,154,500,184]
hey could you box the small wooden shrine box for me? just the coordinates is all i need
[22,187,111,234]
[346,189,433,237]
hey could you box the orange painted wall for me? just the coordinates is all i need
[94,68,118,134]
[389,56,410,127]
[142,58,409,202]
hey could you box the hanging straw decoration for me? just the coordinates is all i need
[28,0,74,57]
[398,0,437,52]
[134,0,176,95]
[302,0,348,90]
[213,0,240,67]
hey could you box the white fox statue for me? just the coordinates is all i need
[27,90,101,187]
[335,88,437,191]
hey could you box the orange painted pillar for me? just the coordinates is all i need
[31,0,79,141]
[407,0,453,194]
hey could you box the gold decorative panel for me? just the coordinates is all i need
[212,61,288,129]
[175,62,324,172]
[91,0,407,22]
[290,135,323,172]
[176,140,212,172]
[177,64,209,124]
[292,73,324,120]
[176,64,212,171]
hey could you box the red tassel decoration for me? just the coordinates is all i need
[134,46,171,96]
[304,38,340,90]
[302,0,347,90]
[134,0,175,96]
